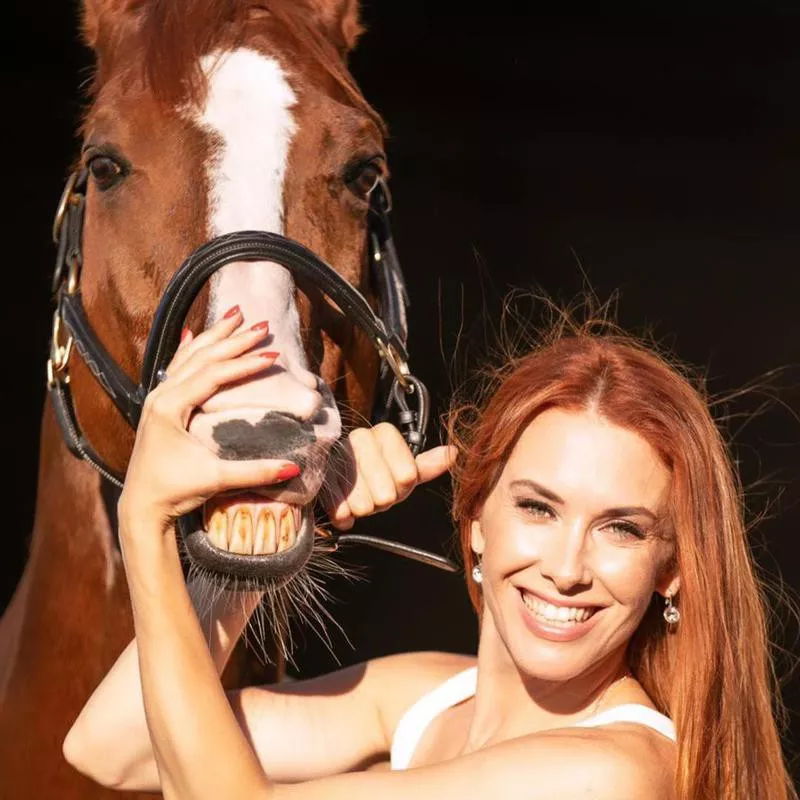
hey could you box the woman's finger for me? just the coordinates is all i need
[177,327,194,351]
[415,445,458,483]
[162,305,247,377]
[373,422,420,501]
[320,470,355,530]
[168,319,272,387]
[212,457,302,496]
[147,350,279,426]
[349,427,398,510]
[341,430,379,518]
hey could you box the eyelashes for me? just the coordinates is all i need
[604,520,646,540]
[516,499,554,519]
[514,498,646,540]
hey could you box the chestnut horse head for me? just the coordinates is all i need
[0,4,449,795]
[51,0,424,586]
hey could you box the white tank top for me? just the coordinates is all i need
[391,666,676,770]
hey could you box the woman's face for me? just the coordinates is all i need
[472,407,677,681]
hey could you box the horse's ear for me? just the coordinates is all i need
[308,0,364,55]
[81,0,142,51]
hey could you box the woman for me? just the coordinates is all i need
[62,306,796,799]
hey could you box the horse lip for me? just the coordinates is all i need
[180,507,315,584]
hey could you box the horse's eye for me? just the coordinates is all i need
[345,156,384,200]
[87,155,124,191]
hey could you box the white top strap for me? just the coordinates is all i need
[390,667,677,770]
[390,666,478,770]
[573,703,677,742]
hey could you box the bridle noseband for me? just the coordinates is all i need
[48,169,459,578]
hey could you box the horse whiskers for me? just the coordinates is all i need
[181,525,364,670]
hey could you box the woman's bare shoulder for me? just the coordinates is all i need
[364,651,476,738]
[523,724,676,799]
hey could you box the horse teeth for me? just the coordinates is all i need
[278,508,296,552]
[254,510,276,555]
[208,510,228,550]
[229,510,252,554]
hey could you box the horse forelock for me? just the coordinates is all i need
[87,0,385,134]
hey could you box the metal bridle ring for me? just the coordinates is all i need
[52,171,80,245]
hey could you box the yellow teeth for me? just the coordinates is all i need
[208,510,228,550]
[278,508,296,552]
[229,510,252,554]
[254,510,277,555]
[204,503,298,556]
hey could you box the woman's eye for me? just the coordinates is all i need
[517,499,554,519]
[604,521,644,540]
[87,155,124,191]
[344,157,384,199]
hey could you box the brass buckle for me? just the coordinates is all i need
[66,252,81,295]
[52,171,80,245]
[47,310,73,387]
[376,339,411,392]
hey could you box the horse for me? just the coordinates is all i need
[0,1,440,796]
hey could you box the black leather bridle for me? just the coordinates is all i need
[47,168,458,580]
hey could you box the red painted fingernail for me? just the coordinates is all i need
[180,327,191,343]
[250,320,269,332]
[259,351,280,360]
[276,463,301,481]
[223,305,241,319]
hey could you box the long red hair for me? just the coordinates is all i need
[448,311,797,800]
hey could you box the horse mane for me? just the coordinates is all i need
[91,0,384,132]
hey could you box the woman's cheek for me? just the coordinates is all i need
[485,520,547,577]
[590,543,662,609]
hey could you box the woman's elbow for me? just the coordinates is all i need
[62,721,147,790]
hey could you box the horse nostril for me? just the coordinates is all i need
[212,411,317,461]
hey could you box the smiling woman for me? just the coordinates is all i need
[61,307,797,800]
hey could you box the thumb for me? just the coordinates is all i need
[414,445,457,483]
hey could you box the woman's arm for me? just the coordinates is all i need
[65,580,468,792]
[62,581,262,789]
[121,523,272,799]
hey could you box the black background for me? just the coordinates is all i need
[4,0,800,786]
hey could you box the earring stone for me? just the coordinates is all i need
[471,564,483,584]
[663,594,680,625]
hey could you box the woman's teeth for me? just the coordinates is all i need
[522,593,597,626]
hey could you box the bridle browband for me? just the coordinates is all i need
[47,169,459,579]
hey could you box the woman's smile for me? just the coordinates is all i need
[516,587,605,642]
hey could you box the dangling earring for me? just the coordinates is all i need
[471,561,483,584]
[663,593,680,626]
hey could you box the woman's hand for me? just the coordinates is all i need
[117,308,299,536]
[321,425,456,530]
[117,304,457,540]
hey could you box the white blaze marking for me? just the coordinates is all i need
[198,48,308,375]
[201,48,296,236]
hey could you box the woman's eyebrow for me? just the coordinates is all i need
[509,479,564,504]
[601,505,658,522]
[509,479,657,521]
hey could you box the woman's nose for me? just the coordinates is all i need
[538,522,591,592]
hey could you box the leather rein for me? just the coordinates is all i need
[47,169,458,577]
